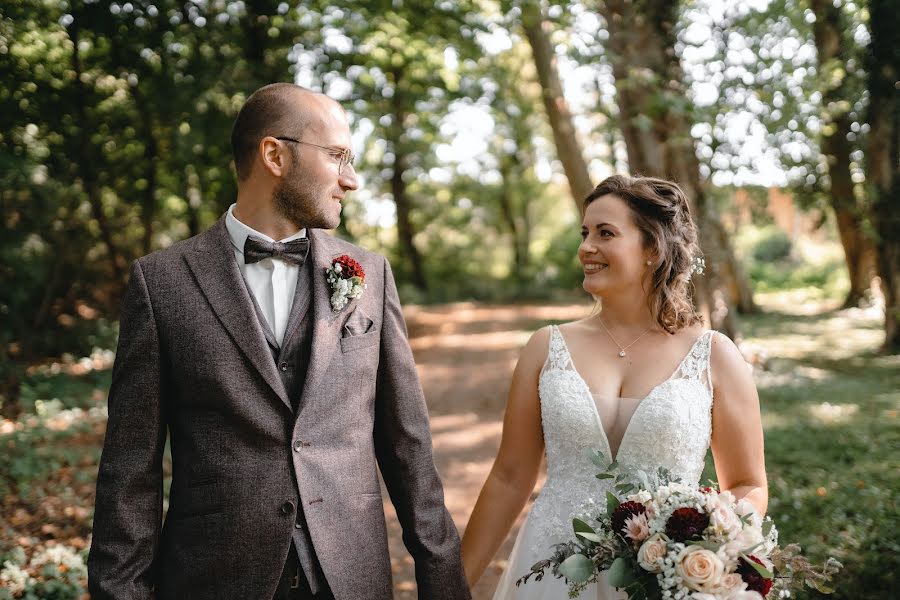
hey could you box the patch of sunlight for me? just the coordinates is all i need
[808,402,860,425]
[760,411,799,431]
[755,364,834,390]
[754,290,841,315]
[410,329,532,351]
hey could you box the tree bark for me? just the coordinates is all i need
[130,86,159,256]
[866,0,900,352]
[497,159,528,279]
[811,0,877,307]
[521,1,593,211]
[70,14,127,287]
[389,67,428,292]
[600,0,756,337]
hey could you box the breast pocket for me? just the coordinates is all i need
[340,330,380,353]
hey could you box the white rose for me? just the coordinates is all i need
[636,533,668,573]
[719,572,745,591]
[710,505,742,535]
[628,490,653,504]
[675,545,725,592]
[735,499,762,527]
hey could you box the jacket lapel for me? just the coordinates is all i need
[299,230,360,405]
[184,217,291,411]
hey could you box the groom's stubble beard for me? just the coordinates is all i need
[272,151,341,231]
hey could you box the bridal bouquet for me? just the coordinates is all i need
[518,457,841,599]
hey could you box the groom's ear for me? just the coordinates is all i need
[259,137,287,178]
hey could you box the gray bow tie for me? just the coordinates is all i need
[243,236,310,266]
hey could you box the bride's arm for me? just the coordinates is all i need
[709,332,769,515]
[461,327,549,587]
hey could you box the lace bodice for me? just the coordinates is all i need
[528,325,715,554]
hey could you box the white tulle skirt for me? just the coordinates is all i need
[492,513,627,600]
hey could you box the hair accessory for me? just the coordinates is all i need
[690,256,706,276]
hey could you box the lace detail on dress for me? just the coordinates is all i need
[527,326,716,556]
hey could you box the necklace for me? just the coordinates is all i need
[597,318,654,358]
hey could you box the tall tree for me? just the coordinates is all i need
[866,0,900,352]
[308,2,483,292]
[520,0,593,211]
[598,0,756,337]
[810,0,877,307]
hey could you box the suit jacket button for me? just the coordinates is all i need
[293,440,304,452]
[281,501,295,515]
[279,362,289,371]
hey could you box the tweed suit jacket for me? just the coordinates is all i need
[88,217,470,600]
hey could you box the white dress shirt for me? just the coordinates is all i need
[225,203,306,347]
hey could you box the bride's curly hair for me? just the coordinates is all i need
[584,175,703,334]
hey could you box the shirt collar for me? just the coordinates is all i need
[225,203,307,255]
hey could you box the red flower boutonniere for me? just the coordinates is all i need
[325,255,366,312]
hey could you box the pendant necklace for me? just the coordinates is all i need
[597,317,654,358]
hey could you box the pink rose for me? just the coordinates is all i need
[676,545,725,592]
[636,533,667,573]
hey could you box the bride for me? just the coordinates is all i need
[461,175,768,599]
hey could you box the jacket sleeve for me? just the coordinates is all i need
[372,257,471,600]
[88,259,168,599]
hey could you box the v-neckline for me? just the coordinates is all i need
[553,326,710,463]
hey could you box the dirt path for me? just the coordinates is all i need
[386,302,589,599]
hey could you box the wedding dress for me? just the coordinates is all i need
[492,325,716,600]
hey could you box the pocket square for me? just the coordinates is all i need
[342,309,375,337]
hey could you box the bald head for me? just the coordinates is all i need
[230,83,340,181]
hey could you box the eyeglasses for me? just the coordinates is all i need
[274,136,356,174]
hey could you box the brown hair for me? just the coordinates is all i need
[584,174,703,334]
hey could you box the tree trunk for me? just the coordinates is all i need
[130,86,159,256]
[866,0,900,352]
[600,0,756,337]
[811,0,877,307]
[70,14,127,288]
[521,1,593,211]
[497,159,528,279]
[389,68,428,292]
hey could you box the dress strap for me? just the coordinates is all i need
[543,325,574,373]
[672,330,716,396]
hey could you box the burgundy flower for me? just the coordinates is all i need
[738,556,773,596]
[611,501,647,537]
[664,507,710,542]
[334,255,365,281]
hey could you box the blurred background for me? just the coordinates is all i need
[1,0,897,598]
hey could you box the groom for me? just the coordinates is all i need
[88,83,470,600]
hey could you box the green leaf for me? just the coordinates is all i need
[692,540,722,552]
[606,557,632,588]
[558,553,594,583]
[596,473,615,480]
[606,491,621,515]
[740,554,773,579]
[573,518,601,542]
[762,520,774,536]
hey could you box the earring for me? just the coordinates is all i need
[646,260,652,266]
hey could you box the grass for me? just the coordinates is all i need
[701,290,899,599]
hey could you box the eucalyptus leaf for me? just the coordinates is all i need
[596,473,615,480]
[606,557,631,588]
[558,553,594,583]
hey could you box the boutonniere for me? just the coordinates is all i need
[325,254,366,312]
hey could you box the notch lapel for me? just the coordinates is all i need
[299,230,361,405]
[184,217,291,411]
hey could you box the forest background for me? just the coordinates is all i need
[1,0,898,598]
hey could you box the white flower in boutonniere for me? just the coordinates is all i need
[325,254,366,312]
